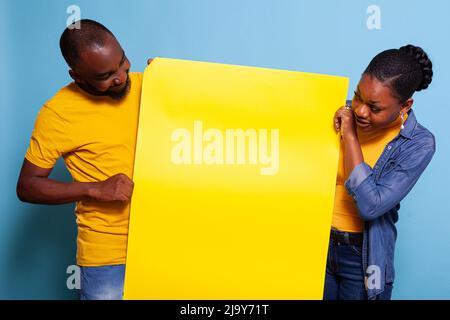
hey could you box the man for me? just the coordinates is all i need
[16,19,151,300]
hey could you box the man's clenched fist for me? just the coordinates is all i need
[89,173,134,202]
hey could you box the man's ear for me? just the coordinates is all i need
[401,98,414,115]
[69,69,82,83]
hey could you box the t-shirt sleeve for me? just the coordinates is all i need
[25,105,71,169]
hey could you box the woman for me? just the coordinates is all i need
[324,45,435,300]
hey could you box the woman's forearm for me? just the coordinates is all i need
[343,135,364,179]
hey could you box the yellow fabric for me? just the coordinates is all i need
[332,114,406,232]
[124,58,349,299]
[25,72,142,266]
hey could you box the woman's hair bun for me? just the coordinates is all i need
[399,44,433,91]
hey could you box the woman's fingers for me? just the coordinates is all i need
[334,111,341,132]
[334,105,353,133]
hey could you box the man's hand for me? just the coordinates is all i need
[147,58,154,65]
[89,173,134,202]
[334,105,358,141]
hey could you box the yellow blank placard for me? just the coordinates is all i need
[124,58,348,299]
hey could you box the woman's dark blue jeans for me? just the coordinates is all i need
[323,230,393,300]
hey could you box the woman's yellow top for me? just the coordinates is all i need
[332,115,405,232]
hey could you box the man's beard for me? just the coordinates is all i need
[107,76,132,100]
[76,75,132,100]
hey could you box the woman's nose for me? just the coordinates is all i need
[354,104,370,118]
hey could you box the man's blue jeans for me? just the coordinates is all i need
[323,231,393,300]
[78,264,126,300]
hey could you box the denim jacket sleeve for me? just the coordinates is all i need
[344,137,435,221]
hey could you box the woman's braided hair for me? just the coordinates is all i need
[363,44,433,102]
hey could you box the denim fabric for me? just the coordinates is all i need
[324,231,367,300]
[323,230,393,300]
[344,109,435,299]
[78,264,125,300]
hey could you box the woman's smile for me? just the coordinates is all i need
[355,117,371,129]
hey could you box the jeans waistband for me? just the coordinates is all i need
[330,228,363,246]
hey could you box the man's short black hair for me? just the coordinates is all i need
[59,19,116,68]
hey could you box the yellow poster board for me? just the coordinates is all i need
[124,58,348,299]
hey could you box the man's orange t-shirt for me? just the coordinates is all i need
[25,72,142,266]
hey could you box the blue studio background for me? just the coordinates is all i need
[0,0,449,299]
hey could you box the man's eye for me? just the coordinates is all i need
[97,75,111,81]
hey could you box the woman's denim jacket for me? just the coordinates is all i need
[344,109,435,299]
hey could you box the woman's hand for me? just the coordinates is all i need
[334,105,364,177]
[334,105,358,141]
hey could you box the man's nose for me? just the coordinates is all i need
[113,71,127,85]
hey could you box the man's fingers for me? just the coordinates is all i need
[116,190,132,202]
[122,184,134,198]
[117,174,133,185]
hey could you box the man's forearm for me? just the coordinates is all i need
[17,177,98,205]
